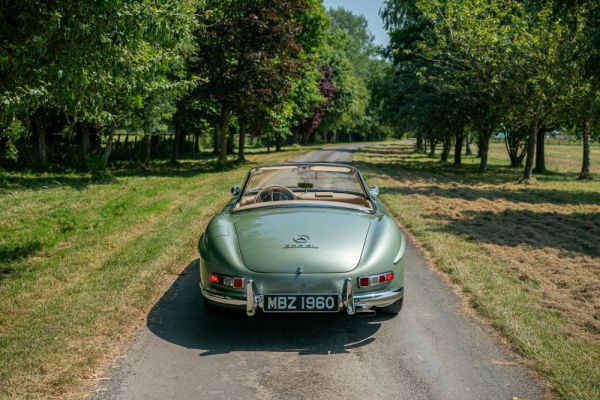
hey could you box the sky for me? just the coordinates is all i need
[323,0,389,46]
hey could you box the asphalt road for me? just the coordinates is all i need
[94,145,543,400]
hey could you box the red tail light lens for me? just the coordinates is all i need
[210,274,220,284]
[233,278,244,288]
[358,272,394,288]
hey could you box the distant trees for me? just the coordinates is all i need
[382,0,599,180]
[1,2,394,173]
[306,7,395,144]
[1,0,199,172]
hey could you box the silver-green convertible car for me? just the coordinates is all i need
[198,163,406,316]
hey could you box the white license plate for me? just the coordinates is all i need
[263,295,339,313]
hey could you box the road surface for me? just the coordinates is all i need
[94,145,543,400]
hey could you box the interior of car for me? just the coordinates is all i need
[235,189,373,210]
[232,164,374,211]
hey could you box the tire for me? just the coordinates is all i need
[379,298,403,315]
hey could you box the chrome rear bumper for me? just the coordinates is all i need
[201,278,404,317]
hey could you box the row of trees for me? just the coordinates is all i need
[0,1,394,173]
[380,0,599,181]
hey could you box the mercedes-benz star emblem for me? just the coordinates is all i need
[292,234,310,244]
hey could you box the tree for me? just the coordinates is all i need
[382,0,587,180]
[192,0,325,165]
[0,0,200,170]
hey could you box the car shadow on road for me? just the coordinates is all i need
[147,260,391,357]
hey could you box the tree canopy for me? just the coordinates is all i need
[382,0,599,180]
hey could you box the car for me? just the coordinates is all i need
[198,163,406,316]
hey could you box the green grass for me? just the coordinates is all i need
[356,141,600,400]
[488,139,600,175]
[0,146,316,399]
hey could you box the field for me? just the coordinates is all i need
[356,141,600,400]
[488,139,600,175]
[0,147,315,399]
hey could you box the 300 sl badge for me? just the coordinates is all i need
[283,244,319,249]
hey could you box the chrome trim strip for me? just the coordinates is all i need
[201,288,246,307]
[354,288,404,308]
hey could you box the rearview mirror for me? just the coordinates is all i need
[231,186,241,196]
[369,186,379,198]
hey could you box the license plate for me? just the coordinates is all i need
[263,294,339,313]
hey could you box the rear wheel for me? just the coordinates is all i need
[378,298,403,315]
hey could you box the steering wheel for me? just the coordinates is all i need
[254,185,296,204]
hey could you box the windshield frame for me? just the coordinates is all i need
[231,163,376,213]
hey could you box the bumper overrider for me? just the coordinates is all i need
[201,278,404,316]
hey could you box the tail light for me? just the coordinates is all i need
[358,272,394,288]
[209,273,245,288]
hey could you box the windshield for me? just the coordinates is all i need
[244,164,366,196]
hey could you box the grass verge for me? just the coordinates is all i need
[0,146,315,399]
[356,142,600,400]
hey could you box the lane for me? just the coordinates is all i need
[94,145,543,400]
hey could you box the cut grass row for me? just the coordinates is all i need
[356,142,600,400]
[0,146,315,399]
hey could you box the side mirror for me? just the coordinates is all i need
[231,186,241,196]
[369,186,379,198]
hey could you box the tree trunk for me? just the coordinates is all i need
[218,105,230,165]
[193,131,200,157]
[453,129,464,167]
[416,131,424,152]
[81,124,90,169]
[478,130,492,173]
[101,124,116,168]
[441,134,451,162]
[275,133,282,152]
[212,122,220,155]
[534,127,546,173]
[428,137,437,158]
[143,133,152,167]
[506,130,526,168]
[521,119,538,183]
[34,115,47,168]
[171,116,183,163]
[238,120,246,161]
[254,119,264,148]
[465,133,473,156]
[226,126,235,155]
[579,118,592,180]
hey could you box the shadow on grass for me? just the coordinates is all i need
[381,185,600,206]
[0,158,229,190]
[429,209,600,258]
[111,159,222,179]
[358,143,599,205]
[0,174,94,191]
[146,260,391,356]
[0,241,43,281]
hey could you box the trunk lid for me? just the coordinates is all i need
[234,208,371,274]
